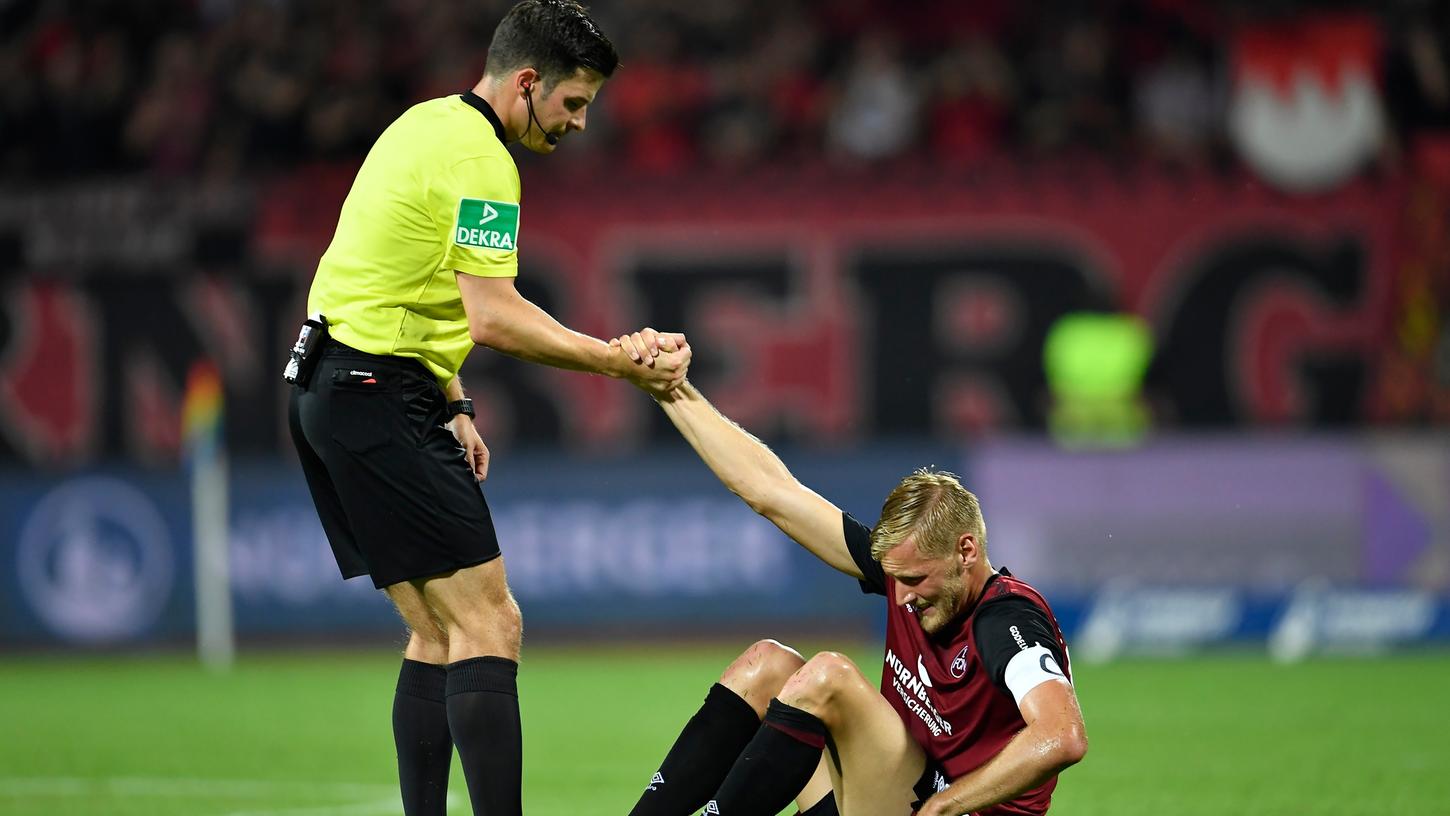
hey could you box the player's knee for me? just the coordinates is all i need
[720,639,805,709]
[778,651,866,721]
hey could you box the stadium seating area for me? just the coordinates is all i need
[3,0,1447,180]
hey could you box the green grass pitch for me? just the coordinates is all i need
[2,644,1447,815]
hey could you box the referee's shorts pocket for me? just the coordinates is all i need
[327,384,395,455]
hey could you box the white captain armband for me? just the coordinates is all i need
[1003,645,1071,706]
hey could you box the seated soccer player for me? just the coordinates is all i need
[615,331,1088,816]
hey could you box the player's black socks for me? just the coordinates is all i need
[393,659,453,816]
[446,656,522,816]
[703,699,828,815]
[628,683,762,816]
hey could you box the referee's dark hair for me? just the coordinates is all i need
[486,0,619,88]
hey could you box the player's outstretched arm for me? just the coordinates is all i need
[457,273,688,393]
[649,379,864,579]
[917,680,1088,816]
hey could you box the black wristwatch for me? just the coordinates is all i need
[447,398,475,419]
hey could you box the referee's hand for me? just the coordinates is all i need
[449,414,490,482]
[611,327,690,395]
[613,327,687,362]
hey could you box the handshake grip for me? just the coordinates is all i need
[611,328,690,394]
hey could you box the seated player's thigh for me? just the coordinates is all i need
[830,690,925,816]
[787,653,925,816]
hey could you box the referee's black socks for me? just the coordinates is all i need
[628,683,762,816]
[446,656,522,816]
[393,659,452,816]
[704,698,829,816]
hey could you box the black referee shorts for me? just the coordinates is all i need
[288,340,501,589]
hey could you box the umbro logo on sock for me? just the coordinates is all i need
[647,772,665,791]
[704,801,721,814]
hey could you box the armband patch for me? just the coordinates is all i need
[1003,645,1070,706]
[454,198,519,251]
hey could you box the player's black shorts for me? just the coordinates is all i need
[288,339,501,588]
[912,761,952,809]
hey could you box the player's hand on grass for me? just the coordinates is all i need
[449,414,490,481]
[611,327,690,395]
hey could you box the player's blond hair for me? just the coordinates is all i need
[869,467,988,561]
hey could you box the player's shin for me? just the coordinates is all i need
[702,699,829,816]
[629,683,761,816]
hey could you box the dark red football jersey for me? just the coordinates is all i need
[845,514,1072,816]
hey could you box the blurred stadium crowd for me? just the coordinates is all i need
[3,0,1448,181]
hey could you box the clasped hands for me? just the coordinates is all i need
[611,327,690,396]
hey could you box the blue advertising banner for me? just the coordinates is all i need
[0,444,946,647]
[1,471,195,645]
[4,438,1447,658]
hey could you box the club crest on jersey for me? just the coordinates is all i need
[455,198,519,251]
[950,643,970,679]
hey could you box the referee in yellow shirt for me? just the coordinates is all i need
[287,3,687,814]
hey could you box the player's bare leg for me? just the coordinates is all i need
[717,640,834,811]
[797,750,835,811]
[701,650,925,815]
[382,580,454,816]
[779,652,925,816]
[631,638,830,815]
[415,557,523,816]
[696,648,862,815]
[720,639,806,715]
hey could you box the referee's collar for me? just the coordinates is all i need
[460,90,506,144]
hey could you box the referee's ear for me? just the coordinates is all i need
[515,67,542,95]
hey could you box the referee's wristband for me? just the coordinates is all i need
[447,398,475,419]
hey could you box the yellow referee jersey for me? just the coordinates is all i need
[308,91,520,385]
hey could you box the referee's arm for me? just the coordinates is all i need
[652,380,864,579]
[459,274,639,376]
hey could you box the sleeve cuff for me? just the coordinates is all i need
[451,262,518,278]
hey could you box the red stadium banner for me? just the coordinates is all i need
[256,162,1431,447]
[0,163,1444,464]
